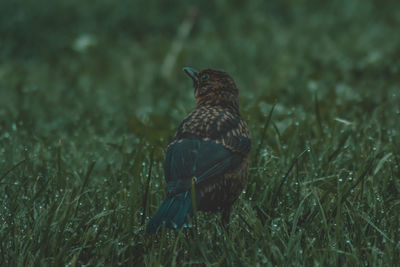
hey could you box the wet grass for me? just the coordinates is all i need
[1,0,400,265]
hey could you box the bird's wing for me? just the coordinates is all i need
[164,137,250,195]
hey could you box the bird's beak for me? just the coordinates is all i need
[183,67,199,83]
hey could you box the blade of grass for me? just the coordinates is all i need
[255,104,276,163]
[373,152,392,175]
[326,131,350,165]
[359,212,394,243]
[0,159,26,183]
[74,160,96,217]
[286,192,311,257]
[271,148,309,209]
[314,92,323,137]
[57,139,62,176]
[142,148,154,226]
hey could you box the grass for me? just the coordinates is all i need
[1,0,400,265]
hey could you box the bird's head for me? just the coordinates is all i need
[183,67,239,112]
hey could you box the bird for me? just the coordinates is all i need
[146,67,251,234]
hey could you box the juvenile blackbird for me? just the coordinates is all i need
[146,67,251,234]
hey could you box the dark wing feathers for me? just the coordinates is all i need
[164,138,249,196]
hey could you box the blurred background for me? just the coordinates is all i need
[1,0,399,134]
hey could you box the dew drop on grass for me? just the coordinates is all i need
[262,148,268,157]
[338,178,343,182]
[4,132,9,138]
[346,240,350,244]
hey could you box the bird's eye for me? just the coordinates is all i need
[201,74,209,80]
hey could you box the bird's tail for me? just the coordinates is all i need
[146,191,199,234]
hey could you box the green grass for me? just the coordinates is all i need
[1,0,400,265]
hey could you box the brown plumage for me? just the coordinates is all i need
[146,67,251,234]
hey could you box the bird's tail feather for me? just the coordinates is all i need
[146,191,199,234]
